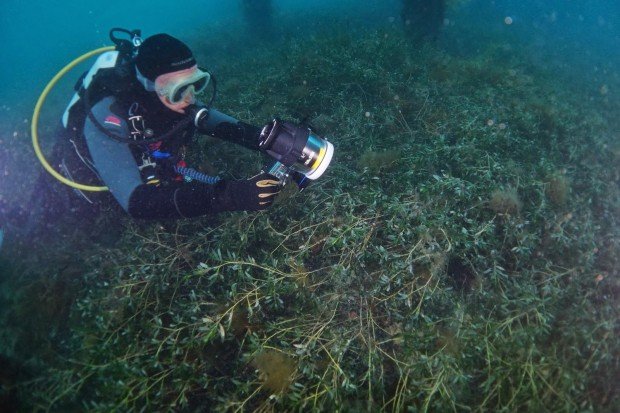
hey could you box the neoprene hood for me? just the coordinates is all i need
[135,33,196,81]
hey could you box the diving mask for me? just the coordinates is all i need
[155,66,210,104]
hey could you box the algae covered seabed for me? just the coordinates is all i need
[1,14,619,413]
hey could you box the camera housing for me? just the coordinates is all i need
[259,119,334,188]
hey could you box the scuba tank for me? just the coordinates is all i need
[62,28,143,133]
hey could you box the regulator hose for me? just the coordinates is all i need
[31,46,115,192]
[174,166,221,185]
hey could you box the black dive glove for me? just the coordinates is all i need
[225,173,282,211]
[127,173,282,219]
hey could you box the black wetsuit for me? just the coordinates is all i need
[61,84,263,220]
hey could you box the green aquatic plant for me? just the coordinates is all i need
[546,173,570,207]
[357,149,401,174]
[1,21,618,413]
[489,188,522,215]
[251,350,297,393]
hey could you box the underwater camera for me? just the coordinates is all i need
[259,119,334,190]
[188,105,334,190]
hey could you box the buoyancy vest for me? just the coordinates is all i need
[60,51,196,189]
[62,51,134,131]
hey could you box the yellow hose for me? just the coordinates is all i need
[31,46,115,192]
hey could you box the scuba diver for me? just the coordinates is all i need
[62,32,282,219]
[0,30,333,249]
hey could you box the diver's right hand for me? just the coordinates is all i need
[228,173,282,211]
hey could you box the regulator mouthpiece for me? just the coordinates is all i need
[259,119,334,184]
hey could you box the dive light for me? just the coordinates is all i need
[259,118,334,189]
[189,105,334,189]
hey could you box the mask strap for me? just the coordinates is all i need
[135,66,156,92]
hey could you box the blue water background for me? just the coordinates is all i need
[0,0,400,110]
[0,0,618,216]
[1,0,617,109]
